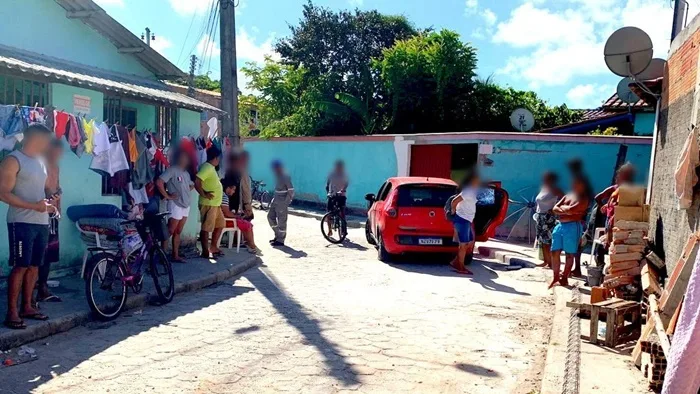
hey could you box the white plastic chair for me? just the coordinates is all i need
[75,222,118,278]
[218,218,242,253]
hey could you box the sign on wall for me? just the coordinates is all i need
[73,95,91,114]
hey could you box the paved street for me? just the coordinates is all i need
[1,215,553,394]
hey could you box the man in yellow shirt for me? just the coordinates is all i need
[194,146,224,258]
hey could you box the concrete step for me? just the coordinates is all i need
[477,245,539,268]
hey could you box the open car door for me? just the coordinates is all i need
[473,182,509,242]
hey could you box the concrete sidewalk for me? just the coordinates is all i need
[288,206,365,228]
[0,249,259,351]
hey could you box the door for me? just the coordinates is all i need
[368,182,388,234]
[410,144,453,178]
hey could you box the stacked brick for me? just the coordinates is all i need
[641,336,667,392]
[604,186,649,295]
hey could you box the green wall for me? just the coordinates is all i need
[122,100,156,130]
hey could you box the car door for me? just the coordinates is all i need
[368,182,388,235]
[473,182,510,242]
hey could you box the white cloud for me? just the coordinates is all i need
[465,0,478,15]
[566,83,613,108]
[481,9,497,26]
[94,0,124,7]
[237,28,280,63]
[169,0,211,16]
[493,0,672,89]
[349,0,364,6]
[149,36,173,56]
[197,34,221,58]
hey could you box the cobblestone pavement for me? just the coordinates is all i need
[1,215,553,394]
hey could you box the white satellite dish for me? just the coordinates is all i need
[510,108,535,132]
[604,26,653,77]
[617,77,641,104]
[635,58,666,81]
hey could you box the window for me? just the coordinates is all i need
[0,75,48,107]
[156,106,178,147]
[397,185,456,207]
[377,182,393,201]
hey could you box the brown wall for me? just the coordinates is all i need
[168,83,221,137]
[648,16,700,272]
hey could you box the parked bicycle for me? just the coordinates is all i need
[84,212,175,321]
[321,192,348,244]
[251,178,270,211]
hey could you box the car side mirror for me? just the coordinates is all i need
[365,193,376,202]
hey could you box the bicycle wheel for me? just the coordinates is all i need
[321,212,346,244]
[85,253,127,321]
[260,191,270,211]
[150,246,175,304]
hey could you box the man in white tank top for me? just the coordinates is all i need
[0,124,56,329]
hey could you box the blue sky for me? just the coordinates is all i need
[94,0,677,109]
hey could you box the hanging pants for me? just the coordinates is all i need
[268,197,289,243]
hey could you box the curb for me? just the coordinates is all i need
[477,245,538,268]
[0,256,260,351]
[288,209,365,229]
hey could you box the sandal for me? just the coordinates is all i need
[39,295,62,303]
[19,312,49,321]
[4,320,26,330]
[451,268,473,275]
[213,251,225,257]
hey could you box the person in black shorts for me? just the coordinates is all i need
[0,124,56,329]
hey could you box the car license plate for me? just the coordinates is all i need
[419,238,442,245]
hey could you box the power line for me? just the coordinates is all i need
[176,11,199,66]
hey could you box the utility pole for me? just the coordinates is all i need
[187,55,198,97]
[141,27,155,47]
[220,0,240,145]
[671,0,688,42]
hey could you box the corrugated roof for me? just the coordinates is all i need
[0,45,223,114]
[53,0,185,79]
[602,92,653,110]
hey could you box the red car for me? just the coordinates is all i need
[364,177,509,261]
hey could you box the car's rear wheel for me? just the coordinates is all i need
[377,231,392,262]
[365,220,375,245]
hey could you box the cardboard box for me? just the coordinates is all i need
[617,185,646,207]
[615,206,645,222]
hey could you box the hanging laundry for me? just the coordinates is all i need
[90,126,129,177]
[44,106,55,132]
[65,114,81,149]
[93,122,111,155]
[0,134,23,152]
[53,111,69,139]
[153,148,170,168]
[207,117,218,139]
[116,125,131,164]
[145,132,156,159]
[674,128,700,210]
[82,118,95,155]
[21,106,46,124]
[131,131,154,189]
[195,136,207,169]
[128,128,138,163]
[0,105,26,136]
[72,116,87,157]
[128,182,149,205]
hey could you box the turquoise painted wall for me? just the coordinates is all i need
[122,100,156,130]
[634,113,656,136]
[179,109,201,138]
[51,84,104,117]
[244,140,398,209]
[1,0,153,78]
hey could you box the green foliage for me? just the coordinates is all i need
[588,126,620,136]
[237,3,583,137]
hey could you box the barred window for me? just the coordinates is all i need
[0,75,48,107]
[156,106,178,147]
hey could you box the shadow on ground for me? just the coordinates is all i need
[0,284,254,392]
[243,266,361,387]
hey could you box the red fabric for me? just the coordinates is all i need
[66,115,81,148]
[152,148,170,168]
[54,111,69,139]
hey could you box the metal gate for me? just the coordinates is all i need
[409,144,452,178]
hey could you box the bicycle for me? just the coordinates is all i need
[321,192,348,244]
[84,212,175,321]
[251,178,270,211]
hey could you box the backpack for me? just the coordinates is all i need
[444,193,459,221]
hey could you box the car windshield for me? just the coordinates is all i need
[397,184,456,207]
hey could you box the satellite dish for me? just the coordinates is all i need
[635,58,666,81]
[510,108,535,132]
[617,77,641,104]
[604,27,653,77]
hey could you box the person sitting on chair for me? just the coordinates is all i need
[221,176,262,255]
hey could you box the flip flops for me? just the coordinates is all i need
[39,295,62,303]
[19,312,49,321]
[3,320,26,330]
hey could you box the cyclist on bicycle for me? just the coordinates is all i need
[325,160,349,236]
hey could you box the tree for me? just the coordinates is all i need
[374,30,478,133]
